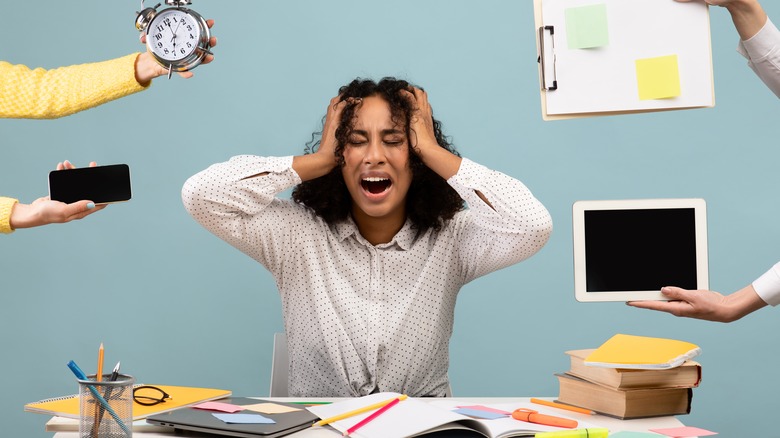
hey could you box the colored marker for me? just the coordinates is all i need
[535,427,609,438]
[531,398,595,415]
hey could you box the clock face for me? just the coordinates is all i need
[146,9,202,62]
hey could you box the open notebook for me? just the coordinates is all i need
[307,392,600,438]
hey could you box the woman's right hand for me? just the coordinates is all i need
[318,95,359,165]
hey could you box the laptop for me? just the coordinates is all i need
[146,397,319,438]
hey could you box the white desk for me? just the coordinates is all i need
[50,397,690,437]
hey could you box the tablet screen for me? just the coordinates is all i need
[573,199,708,302]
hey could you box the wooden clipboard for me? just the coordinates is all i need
[533,0,716,121]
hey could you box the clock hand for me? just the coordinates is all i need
[171,18,182,44]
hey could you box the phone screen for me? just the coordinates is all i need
[48,164,132,204]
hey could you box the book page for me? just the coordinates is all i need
[429,400,603,438]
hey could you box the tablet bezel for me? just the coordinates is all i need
[572,198,709,302]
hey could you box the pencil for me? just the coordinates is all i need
[343,396,402,437]
[96,343,104,382]
[313,394,409,427]
[530,398,594,415]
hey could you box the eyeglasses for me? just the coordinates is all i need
[133,385,172,406]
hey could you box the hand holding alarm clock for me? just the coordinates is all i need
[135,0,215,79]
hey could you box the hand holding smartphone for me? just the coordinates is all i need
[48,164,132,205]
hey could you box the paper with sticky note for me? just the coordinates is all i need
[456,405,512,416]
[565,3,609,49]
[650,426,718,437]
[636,55,681,100]
[241,402,301,414]
[452,408,508,420]
[193,401,245,413]
[212,413,276,424]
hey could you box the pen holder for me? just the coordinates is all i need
[77,373,134,438]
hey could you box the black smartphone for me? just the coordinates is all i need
[48,164,132,204]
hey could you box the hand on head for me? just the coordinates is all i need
[400,87,438,156]
[319,95,361,165]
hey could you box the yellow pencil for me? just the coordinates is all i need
[96,343,104,382]
[530,398,594,415]
[313,395,409,427]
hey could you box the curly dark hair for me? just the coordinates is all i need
[292,77,465,233]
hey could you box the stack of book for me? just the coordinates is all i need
[554,335,702,419]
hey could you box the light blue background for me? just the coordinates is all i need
[2,1,778,437]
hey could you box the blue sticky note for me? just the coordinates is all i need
[212,413,276,424]
[453,408,508,420]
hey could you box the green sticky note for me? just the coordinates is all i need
[635,55,682,100]
[565,3,609,49]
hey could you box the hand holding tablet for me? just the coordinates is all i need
[572,198,709,302]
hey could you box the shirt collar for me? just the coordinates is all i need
[334,216,416,250]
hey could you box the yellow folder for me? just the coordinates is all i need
[584,334,701,370]
[25,384,231,420]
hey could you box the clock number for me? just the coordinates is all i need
[157,42,163,48]
[163,18,172,26]
[156,24,165,32]
[187,25,192,31]
[187,42,192,48]
[180,48,186,54]
[154,33,163,41]
[190,33,195,40]
[164,48,170,54]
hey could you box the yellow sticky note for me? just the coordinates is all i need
[240,402,301,414]
[635,55,681,100]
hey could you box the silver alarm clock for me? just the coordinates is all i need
[135,0,212,78]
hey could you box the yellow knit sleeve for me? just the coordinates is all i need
[0,53,149,119]
[0,197,19,234]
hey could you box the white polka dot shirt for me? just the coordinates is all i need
[182,155,552,397]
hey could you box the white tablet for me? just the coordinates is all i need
[573,198,708,302]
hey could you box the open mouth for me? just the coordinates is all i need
[361,177,392,194]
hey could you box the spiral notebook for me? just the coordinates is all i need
[25,384,231,420]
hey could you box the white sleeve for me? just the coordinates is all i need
[752,261,780,306]
[447,158,553,282]
[181,155,304,271]
[737,18,780,98]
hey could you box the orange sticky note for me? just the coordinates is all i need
[635,55,681,100]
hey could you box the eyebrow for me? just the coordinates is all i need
[351,129,405,136]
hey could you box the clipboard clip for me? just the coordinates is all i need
[537,25,557,91]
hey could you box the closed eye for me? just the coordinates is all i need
[347,136,368,146]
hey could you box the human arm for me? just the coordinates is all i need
[0,54,146,119]
[677,0,780,97]
[0,20,217,119]
[627,285,767,322]
[628,262,780,322]
[400,88,552,279]
[181,155,308,269]
[1,161,106,233]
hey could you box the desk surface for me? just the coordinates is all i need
[50,397,689,437]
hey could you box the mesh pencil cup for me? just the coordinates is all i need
[77,373,134,438]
